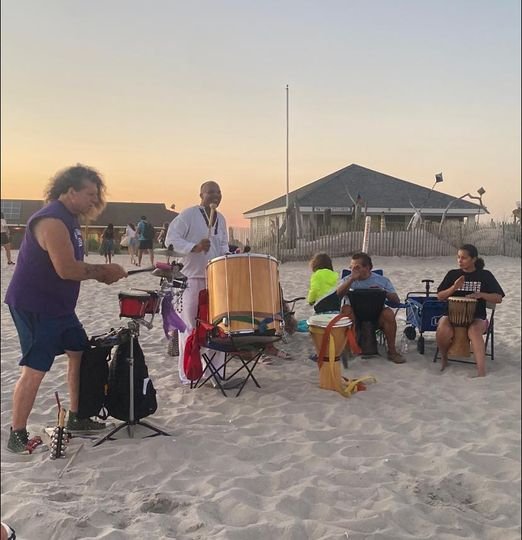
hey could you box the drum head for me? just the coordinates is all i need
[307,314,352,328]
[208,253,278,266]
[118,290,151,300]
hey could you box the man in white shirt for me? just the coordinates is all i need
[166,181,234,386]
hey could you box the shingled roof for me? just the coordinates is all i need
[93,202,178,227]
[244,164,483,214]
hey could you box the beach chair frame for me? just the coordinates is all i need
[432,302,496,365]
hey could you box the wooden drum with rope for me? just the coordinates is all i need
[447,296,477,357]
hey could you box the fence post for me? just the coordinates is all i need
[502,222,506,256]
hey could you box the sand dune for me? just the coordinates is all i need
[1,252,520,540]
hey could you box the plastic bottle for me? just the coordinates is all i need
[400,332,409,354]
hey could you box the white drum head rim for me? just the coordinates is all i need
[208,253,278,265]
[307,314,352,328]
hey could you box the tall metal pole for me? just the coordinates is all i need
[286,84,289,209]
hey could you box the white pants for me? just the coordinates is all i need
[177,277,225,384]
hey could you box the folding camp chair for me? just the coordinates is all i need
[193,289,282,397]
[432,302,496,365]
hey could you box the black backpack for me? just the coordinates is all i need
[144,222,155,241]
[77,344,112,420]
[106,337,158,421]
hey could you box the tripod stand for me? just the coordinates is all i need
[93,319,170,447]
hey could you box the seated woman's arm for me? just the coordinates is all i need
[466,291,503,304]
[437,275,465,301]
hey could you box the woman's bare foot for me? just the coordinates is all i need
[440,356,448,372]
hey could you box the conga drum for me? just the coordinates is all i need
[447,296,477,357]
[347,289,387,355]
[308,314,353,391]
[206,253,283,335]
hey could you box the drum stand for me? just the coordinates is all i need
[93,320,170,447]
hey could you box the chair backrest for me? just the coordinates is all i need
[341,268,383,279]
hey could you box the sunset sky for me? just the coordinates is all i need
[1,0,520,227]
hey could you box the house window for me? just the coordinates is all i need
[1,200,22,222]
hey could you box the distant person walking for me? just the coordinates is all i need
[1,212,15,265]
[99,223,115,263]
[157,221,174,263]
[136,216,155,267]
[4,164,127,455]
[126,222,138,265]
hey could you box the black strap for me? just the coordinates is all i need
[199,207,218,235]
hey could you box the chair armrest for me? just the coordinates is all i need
[283,296,306,304]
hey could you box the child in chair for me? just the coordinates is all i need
[307,253,339,309]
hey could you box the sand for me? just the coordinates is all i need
[1,252,520,540]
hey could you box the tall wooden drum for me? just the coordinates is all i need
[207,253,282,335]
[447,296,477,357]
[308,314,353,392]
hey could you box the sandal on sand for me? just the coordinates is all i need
[387,352,406,364]
[272,349,293,361]
[259,354,273,365]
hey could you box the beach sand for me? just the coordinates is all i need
[1,253,520,540]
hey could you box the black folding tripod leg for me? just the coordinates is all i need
[92,419,170,447]
[92,321,170,447]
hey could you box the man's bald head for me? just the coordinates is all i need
[200,181,222,209]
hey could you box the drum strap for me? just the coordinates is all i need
[211,314,283,329]
[315,314,374,398]
[315,314,361,369]
[199,208,218,235]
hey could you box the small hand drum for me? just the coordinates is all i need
[118,291,152,319]
[447,296,477,357]
[143,291,160,315]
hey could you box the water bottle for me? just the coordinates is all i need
[400,332,409,354]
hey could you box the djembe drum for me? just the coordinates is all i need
[347,289,387,355]
[447,296,477,357]
[308,314,353,391]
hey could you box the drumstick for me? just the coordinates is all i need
[207,203,217,239]
[127,266,155,275]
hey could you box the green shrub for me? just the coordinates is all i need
[87,238,100,251]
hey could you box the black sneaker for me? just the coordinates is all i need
[7,428,48,455]
[66,411,106,433]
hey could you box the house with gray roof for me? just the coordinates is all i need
[243,164,485,235]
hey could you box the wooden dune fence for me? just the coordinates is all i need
[229,221,521,262]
